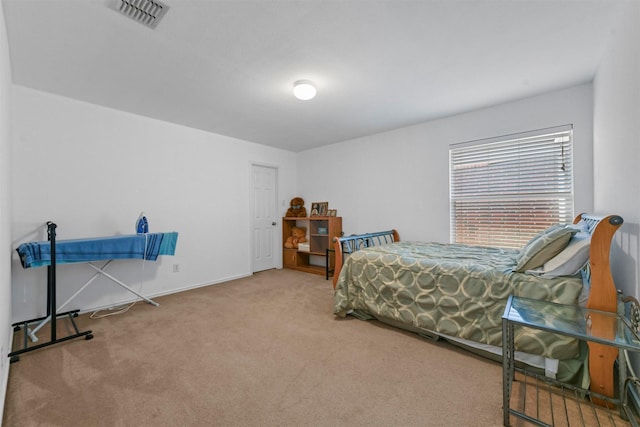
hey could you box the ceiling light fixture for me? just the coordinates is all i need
[293,80,317,100]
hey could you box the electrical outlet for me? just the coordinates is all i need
[173,264,180,273]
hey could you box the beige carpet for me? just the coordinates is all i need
[3,269,508,426]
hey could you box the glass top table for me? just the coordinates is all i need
[502,295,640,426]
[503,295,640,351]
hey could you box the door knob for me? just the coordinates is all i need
[272,221,277,226]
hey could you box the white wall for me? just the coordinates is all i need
[10,86,297,322]
[593,0,640,300]
[298,84,594,243]
[0,0,13,419]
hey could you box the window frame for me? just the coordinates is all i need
[449,125,574,249]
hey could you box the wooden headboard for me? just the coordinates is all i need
[575,213,624,312]
[573,213,624,403]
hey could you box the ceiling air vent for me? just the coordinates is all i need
[110,0,169,30]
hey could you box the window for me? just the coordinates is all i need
[449,125,574,249]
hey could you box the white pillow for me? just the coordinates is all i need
[527,232,591,278]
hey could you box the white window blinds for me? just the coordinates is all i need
[449,125,574,249]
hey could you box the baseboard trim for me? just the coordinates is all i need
[77,273,254,315]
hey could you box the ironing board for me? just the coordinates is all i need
[9,222,178,361]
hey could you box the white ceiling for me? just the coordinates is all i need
[2,0,625,152]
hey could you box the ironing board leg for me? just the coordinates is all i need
[86,262,160,307]
[28,260,159,342]
[28,261,113,342]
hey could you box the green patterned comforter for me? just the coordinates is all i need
[333,241,584,360]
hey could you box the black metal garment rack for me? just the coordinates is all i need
[8,222,93,363]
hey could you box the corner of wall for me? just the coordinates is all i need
[0,0,14,420]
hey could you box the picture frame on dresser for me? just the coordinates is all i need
[311,202,328,217]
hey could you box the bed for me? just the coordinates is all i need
[332,213,624,399]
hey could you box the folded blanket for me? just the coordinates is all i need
[17,232,179,269]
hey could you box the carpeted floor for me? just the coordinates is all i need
[3,269,508,426]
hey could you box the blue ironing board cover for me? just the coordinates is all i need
[16,232,178,269]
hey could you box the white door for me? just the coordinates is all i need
[251,164,278,272]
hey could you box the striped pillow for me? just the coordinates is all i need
[514,225,577,272]
[527,232,591,277]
